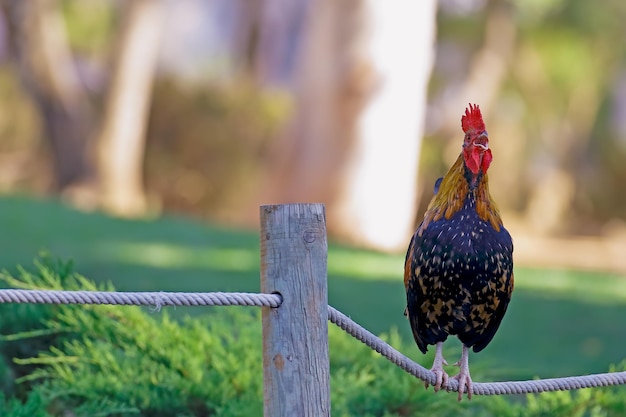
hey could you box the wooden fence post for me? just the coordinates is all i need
[260,203,330,417]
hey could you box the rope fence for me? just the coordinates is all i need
[327,305,626,395]
[0,287,624,396]
[0,289,282,308]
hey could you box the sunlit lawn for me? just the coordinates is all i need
[1,195,626,381]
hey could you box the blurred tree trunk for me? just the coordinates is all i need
[263,0,437,250]
[438,1,517,138]
[254,0,309,87]
[331,0,437,250]
[261,0,362,220]
[96,0,164,216]
[1,0,93,193]
[1,0,162,216]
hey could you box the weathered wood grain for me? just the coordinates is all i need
[260,203,330,417]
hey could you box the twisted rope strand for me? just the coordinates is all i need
[327,305,626,395]
[0,289,283,308]
[1,288,624,395]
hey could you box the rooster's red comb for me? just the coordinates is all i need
[461,103,485,133]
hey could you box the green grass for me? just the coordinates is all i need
[1,194,626,382]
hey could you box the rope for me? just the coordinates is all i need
[327,305,626,395]
[0,289,283,308]
[1,288,624,395]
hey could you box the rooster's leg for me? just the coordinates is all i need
[426,341,448,392]
[451,344,473,400]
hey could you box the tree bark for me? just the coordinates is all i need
[437,1,517,139]
[96,0,164,216]
[331,0,438,250]
[264,1,437,250]
[254,0,310,87]
[1,0,93,192]
[2,0,163,216]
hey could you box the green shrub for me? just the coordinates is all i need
[0,257,81,397]
[2,260,263,417]
[0,390,50,417]
[329,327,466,417]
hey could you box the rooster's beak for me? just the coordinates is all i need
[472,132,489,150]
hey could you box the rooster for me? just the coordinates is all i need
[404,104,514,400]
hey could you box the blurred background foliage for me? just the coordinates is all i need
[146,79,290,222]
[0,0,625,249]
[423,0,626,239]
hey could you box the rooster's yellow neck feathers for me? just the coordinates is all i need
[417,155,503,236]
